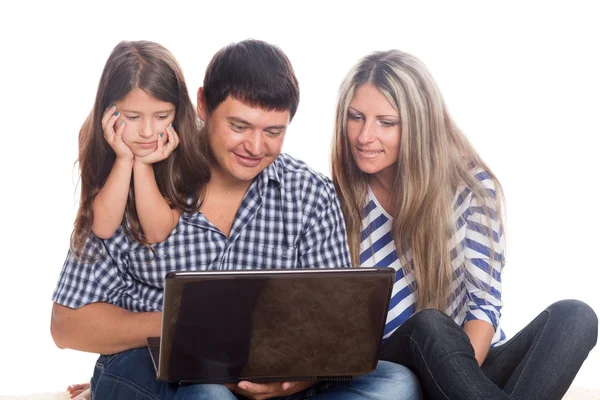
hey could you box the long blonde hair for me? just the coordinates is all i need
[331,50,504,311]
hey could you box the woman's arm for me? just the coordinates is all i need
[463,319,495,366]
[133,161,181,243]
[462,170,506,365]
[51,302,162,355]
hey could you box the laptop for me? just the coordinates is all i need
[147,267,395,384]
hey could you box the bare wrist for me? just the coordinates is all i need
[114,157,134,168]
[134,158,154,169]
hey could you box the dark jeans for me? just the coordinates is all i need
[379,299,598,400]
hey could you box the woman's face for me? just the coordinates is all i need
[346,84,401,181]
[113,87,176,157]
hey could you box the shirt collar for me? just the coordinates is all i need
[257,156,283,197]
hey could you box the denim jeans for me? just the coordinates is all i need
[90,346,422,399]
[379,299,598,400]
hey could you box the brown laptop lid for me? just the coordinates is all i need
[154,268,394,383]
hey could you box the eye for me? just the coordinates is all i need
[378,120,398,128]
[265,130,284,138]
[348,112,364,121]
[126,115,139,120]
[230,123,247,132]
[157,115,169,120]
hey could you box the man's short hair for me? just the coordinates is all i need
[203,39,300,120]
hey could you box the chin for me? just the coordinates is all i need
[134,151,155,158]
[354,162,382,175]
[229,166,261,182]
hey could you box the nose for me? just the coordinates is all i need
[244,129,263,156]
[357,119,376,145]
[138,120,153,139]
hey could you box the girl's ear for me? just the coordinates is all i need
[197,87,207,121]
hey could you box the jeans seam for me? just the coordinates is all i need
[406,335,451,400]
[99,371,162,400]
[509,309,551,395]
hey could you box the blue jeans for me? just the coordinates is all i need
[91,347,422,399]
[379,299,598,400]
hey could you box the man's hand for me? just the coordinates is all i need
[225,380,316,400]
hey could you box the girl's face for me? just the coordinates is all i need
[346,84,401,182]
[113,87,176,157]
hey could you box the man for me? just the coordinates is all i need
[52,39,420,400]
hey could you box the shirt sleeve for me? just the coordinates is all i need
[297,180,352,269]
[52,229,133,309]
[462,177,506,331]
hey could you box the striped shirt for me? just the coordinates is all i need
[360,170,506,346]
[52,153,351,312]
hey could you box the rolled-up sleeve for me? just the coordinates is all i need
[52,230,132,309]
[462,183,505,331]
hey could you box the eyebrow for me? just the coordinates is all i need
[120,108,175,114]
[226,116,288,130]
[348,107,399,119]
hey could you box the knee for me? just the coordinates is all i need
[409,309,453,329]
[408,309,462,339]
[547,299,598,349]
[372,361,422,399]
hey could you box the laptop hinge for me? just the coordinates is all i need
[316,375,353,381]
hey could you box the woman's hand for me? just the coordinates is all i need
[135,124,180,165]
[102,105,133,160]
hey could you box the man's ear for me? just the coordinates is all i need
[197,87,207,121]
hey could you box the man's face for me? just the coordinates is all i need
[198,93,290,184]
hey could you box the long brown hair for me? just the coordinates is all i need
[71,40,210,259]
[332,50,504,311]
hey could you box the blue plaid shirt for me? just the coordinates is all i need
[52,153,351,312]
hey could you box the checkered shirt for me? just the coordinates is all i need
[52,153,351,312]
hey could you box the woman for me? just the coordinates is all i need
[331,49,598,399]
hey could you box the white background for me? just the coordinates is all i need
[0,0,598,396]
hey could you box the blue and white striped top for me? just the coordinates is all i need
[360,170,506,346]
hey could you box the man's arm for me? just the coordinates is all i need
[51,302,161,355]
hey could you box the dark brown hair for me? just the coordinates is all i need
[202,39,300,120]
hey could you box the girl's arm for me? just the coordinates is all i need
[92,158,134,238]
[92,108,135,239]
[133,160,181,243]
[133,125,182,243]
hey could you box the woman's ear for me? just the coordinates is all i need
[197,87,207,121]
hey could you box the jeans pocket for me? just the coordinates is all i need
[95,353,119,371]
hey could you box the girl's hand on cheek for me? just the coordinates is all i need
[102,105,133,160]
[135,123,180,165]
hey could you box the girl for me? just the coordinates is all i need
[71,39,210,257]
[331,49,597,399]
[66,39,210,399]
